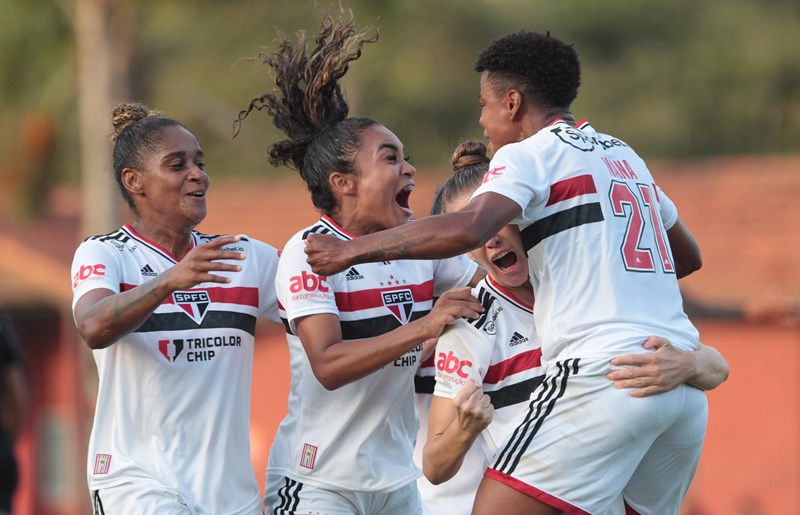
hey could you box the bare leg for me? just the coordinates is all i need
[472,475,561,515]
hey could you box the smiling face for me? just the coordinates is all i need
[447,190,529,291]
[127,124,209,229]
[345,124,416,234]
[479,71,521,154]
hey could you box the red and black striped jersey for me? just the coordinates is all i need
[472,121,699,364]
[71,223,279,514]
[268,215,477,492]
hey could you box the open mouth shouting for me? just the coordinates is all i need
[395,183,414,215]
[492,250,519,271]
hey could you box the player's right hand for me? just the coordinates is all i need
[453,379,493,434]
[163,235,245,290]
[417,287,483,339]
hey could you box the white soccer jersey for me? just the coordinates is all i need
[71,224,280,515]
[268,215,477,493]
[472,119,699,364]
[414,353,487,515]
[433,276,543,458]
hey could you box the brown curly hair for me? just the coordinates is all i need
[234,7,379,213]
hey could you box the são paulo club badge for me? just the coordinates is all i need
[382,289,414,325]
[172,290,210,323]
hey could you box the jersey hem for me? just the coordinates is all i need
[268,466,421,494]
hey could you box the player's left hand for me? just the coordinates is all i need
[305,233,350,276]
[607,336,693,398]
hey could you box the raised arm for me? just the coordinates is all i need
[305,193,520,276]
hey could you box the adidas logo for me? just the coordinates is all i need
[509,332,529,347]
[346,267,364,281]
[140,264,157,277]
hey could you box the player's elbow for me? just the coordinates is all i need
[310,366,348,391]
[422,447,458,485]
[675,255,702,279]
[422,462,453,485]
[77,320,114,350]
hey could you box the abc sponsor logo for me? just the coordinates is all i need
[289,271,329,293]
[73,263,106,289]
[436,350,472,379]
[289,271,331,301]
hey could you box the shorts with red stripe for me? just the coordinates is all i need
[487,357,708,515]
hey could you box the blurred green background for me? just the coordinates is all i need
[1,0,798,209]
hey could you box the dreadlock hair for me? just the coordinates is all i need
[111,102,187,214]
[437,140,490,214]
[475,31,580,111]
[234,7,379,214]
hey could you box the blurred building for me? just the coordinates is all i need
[0,155,797,514]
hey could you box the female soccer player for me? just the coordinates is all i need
[234,8,483,514]
[71,102,281,514]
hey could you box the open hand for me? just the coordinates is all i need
[163,235,245,290]
[607,336,693,397]
[416,287,483,340]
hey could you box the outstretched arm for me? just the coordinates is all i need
[607,336,730,397]
[305,193,520,276]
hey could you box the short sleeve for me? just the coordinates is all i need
[469,141,549,225]
[275,237,340,333]
[433,318,493,400]
[657,185,678,230]
[70,240,122,311]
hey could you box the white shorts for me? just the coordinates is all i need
[487,357,708,515]
[264,474,421,515]
[91,481,197,515]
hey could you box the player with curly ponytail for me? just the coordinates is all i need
[236,8,483,514]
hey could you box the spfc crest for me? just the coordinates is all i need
[173,290,210,323]
[382,289,414,325]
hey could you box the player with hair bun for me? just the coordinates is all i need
[71,102,281,514]
[234,8,483,515]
